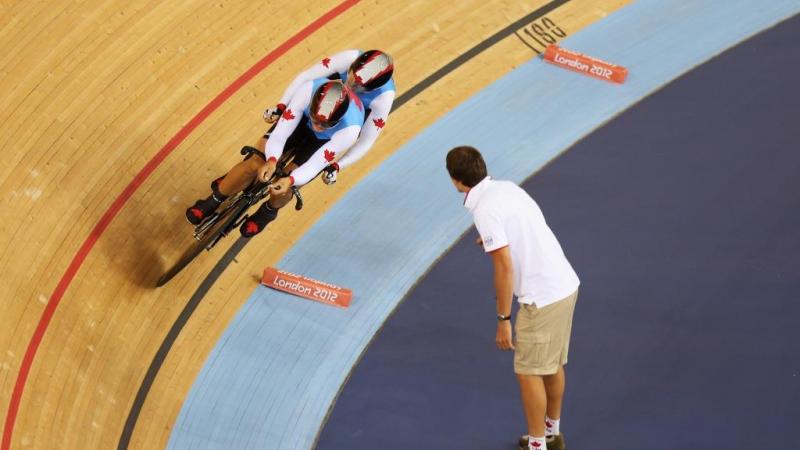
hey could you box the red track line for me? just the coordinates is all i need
[1,1,360,448]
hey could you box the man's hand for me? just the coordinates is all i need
[269,176,292,194]
[258,159,277,182]
[321,162,339,185]
[496,320,514,350]
[263,103,286,123]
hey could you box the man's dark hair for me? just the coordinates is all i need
[446,146,487,187]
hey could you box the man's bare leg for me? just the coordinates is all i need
[543,365,565,420]
[517,373,547,438]
[217,156,264,196]
[187,156,262,224]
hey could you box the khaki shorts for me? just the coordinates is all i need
[514,290,578,376]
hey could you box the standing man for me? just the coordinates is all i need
[445,146,579,450]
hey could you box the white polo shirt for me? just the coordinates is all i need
[464,176,580,308]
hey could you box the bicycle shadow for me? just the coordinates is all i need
[140,207,193,288]
[107,138,268,289]
[98,197,190,289]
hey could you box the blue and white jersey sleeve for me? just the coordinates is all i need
[265,81,313,161]
[277,50,360,106]
[337,89,395,170]
[291,126,360,186]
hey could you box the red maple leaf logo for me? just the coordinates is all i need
[373,118,385,129]
[282,109,295,120]
[532,442,542,448]
[324,149,336,162]
[321,57,331,68]
[545,421,553,428]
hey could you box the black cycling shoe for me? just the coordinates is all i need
[239,203,278,237]
[185,196,222,225]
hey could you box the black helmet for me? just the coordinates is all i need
[309,80,351,129]
[347,50,394,91]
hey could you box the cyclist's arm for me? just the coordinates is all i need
[289,125,360,186]
[265,81,313,161]
[337,90,395,170]
[277,50,360,105]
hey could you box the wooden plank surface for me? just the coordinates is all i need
[0,1,629,448]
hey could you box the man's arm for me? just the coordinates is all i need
[285,125,360,187]
[264,81,312,160]
[490,245,515,350]
[258,81,313,182]
[337,90,395,170]
[276,50,360,106]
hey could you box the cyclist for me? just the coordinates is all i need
[186,79,364,237]
[264,49,396,184]
[186,49,394,238]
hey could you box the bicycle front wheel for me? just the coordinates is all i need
[156,203,247,287]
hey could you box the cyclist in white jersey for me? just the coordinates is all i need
[186,79,364,237]
[186,50,394,237]
[264,49,395,184]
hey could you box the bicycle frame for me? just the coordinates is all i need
[190,146,303,248]
[156,123,307,287]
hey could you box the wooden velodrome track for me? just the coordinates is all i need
[1,1,628,448]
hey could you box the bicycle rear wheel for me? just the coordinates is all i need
[156,201,249,287]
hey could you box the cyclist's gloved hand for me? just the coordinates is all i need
[263,103,287,123]
[321,162,339,185]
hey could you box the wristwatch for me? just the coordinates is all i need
[497,314,511,321]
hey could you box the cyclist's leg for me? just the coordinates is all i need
[217,152,265,196]
[215,123,276,195]
[241,119,325,237]
[187,117,280,225]
[186,148,266,225]
[186,183,230,225]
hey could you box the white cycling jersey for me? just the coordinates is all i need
[273,49,395,171]
[338,88,393,170]
[265,80,361,186]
